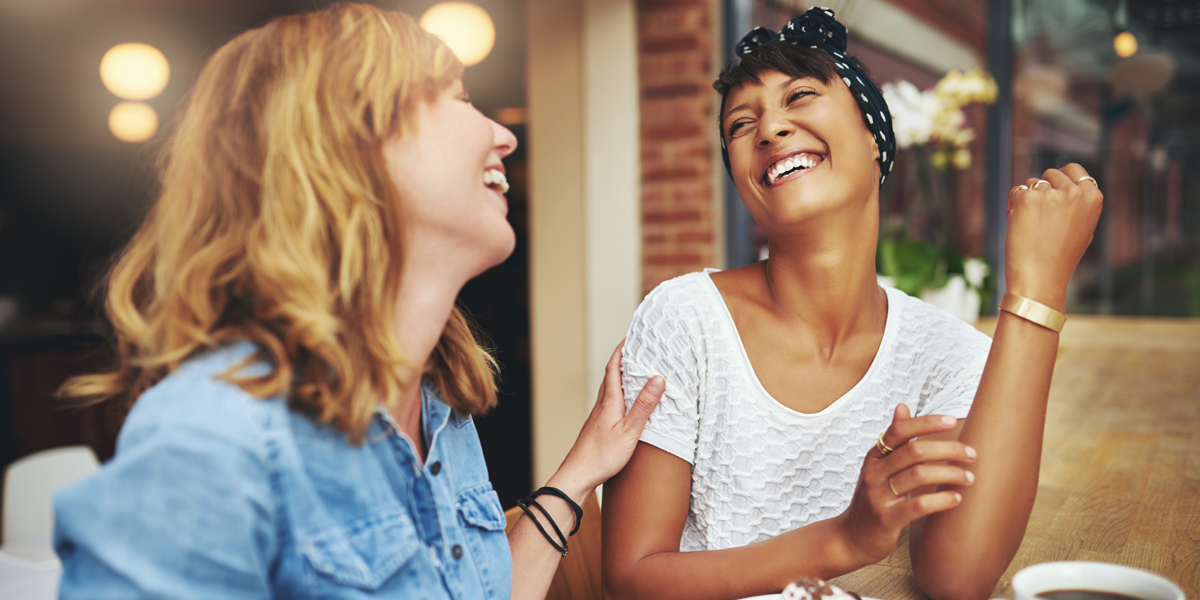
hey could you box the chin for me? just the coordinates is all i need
[755,198,838,231]
[770,182,870,224]
[476,227,518,273]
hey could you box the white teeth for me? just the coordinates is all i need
[766,153,821,184]
[484,168,509,194]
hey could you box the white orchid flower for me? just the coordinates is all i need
[964,257,990,289]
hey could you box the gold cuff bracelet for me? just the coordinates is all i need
[999,292,1066,333]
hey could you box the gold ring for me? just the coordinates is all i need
[888,477,900,497]
[1075,176,1098,188]
[876,432,895,456]
[1033,179,1052,190]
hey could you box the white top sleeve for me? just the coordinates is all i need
[622,278,705,465]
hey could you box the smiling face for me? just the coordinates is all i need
[384,79,518,275]
[722,69,880,235]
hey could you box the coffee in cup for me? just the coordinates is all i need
[1012,561,1184,600]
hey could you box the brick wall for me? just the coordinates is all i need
[637,0,719,295]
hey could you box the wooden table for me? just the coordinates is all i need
[831,316,1200,599]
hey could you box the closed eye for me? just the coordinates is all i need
[788,90,814,104]
[728,119,753,138]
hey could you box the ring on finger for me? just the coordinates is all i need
[876,432,895,456]
[1015,184,1029,191]
[1033,179,1052,190]
[888,477,900,497]
[1075,176,1098,188]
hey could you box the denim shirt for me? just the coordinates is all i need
[54,343,513,599]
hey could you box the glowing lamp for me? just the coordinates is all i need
[1114,31,1138,58]
[109,102,158,142]
[419,2,496,67]
[100,43,170,100]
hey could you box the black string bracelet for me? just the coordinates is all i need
[516,497,568,556]
[529,487,582,536]
[528,498,568,550]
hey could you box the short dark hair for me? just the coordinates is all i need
[714,44,839,98]
[713,44,877,137]
[714,44,838,128]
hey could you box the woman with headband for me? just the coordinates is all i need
[52,4,665,598]
[603,8,1101,600]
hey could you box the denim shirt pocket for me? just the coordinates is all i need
[300,508,422,591]
[456,482,511,598]
[457,484,506,531]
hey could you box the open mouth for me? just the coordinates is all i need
[762,152,824,187]
[484,168,509,194]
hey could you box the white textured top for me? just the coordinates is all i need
[622,270,991,552]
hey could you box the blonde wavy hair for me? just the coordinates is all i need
[60,2,498,442]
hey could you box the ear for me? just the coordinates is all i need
[869,137,882,182]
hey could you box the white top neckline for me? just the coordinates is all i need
[699,268,901,421]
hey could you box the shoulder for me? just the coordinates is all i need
[118,342,283,454]
[54,343,284,598]
[637,270,719,311]
[623,271,724,387]
[58,342,284,527]
[626,270,723,347]
[886,287,992,359]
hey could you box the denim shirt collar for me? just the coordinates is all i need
[373,379,461,462]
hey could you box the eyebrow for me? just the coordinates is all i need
[723,76,805,122]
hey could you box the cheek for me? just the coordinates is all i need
[728,141,759,188]
[830,121,876,174]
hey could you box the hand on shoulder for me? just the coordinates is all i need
[548,342,665,504]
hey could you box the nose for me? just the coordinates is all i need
[491,118,518,159]
[756,111,793,147]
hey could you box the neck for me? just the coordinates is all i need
[759,200,885,344]
[389,242,475,448]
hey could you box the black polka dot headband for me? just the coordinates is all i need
[721,7,896,187]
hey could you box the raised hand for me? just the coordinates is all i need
[547,341,665,505]
[1005,164,1104,310]
[836,405,976,565]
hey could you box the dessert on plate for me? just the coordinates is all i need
[781,577,862,600]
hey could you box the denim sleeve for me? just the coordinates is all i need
[54,393,279,598]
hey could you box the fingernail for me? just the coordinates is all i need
[648,375,665,393]
[954,492,963,503]
[966,446,977,459]
[965,470,975,484]
[941,416,956,426]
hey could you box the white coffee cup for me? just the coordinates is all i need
[1012,561,1185,600]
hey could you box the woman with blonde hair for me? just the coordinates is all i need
[53,3,664,598]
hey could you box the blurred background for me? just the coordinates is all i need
[0,0,1197,530]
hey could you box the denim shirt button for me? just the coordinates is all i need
[430,461,442,475]
[451,544,463,559]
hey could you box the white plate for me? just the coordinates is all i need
[739,596,884,600]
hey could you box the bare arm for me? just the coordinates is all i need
[603,419,976,600]
[509,343,665,600]
[909,164,1104,600]
[602,442,860,600]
